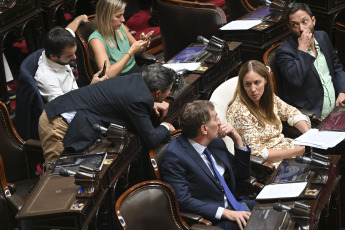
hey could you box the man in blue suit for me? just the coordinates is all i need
[276,3,345,117]
[161,100,256,230]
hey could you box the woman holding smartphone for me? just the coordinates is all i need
[88,0,152,78]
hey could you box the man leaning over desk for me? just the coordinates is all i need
[38,64,176,163]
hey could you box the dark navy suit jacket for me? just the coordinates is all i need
[16,49,45,140]
[276,31,345,116]
[45,73,170,152]
[161,135,253,225]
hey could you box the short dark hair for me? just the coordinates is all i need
[44,27,76,59]
[180,100,214,139]
[288,3,313,19]
[142,63,176,93]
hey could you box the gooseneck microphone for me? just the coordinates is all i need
[59,167,77,177]
[196,36,209,45]
[273,202,310,216]
[295,155,329,167]
[92,124,108,136]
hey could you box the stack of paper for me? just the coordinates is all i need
[163,62,201,74]
[292,128,345,149]
[256,182,307,200]
[220,20,262,30]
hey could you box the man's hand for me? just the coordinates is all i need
[298,29,314,53]
[153,101,169,121]
[336,92,345,106]
[219,122,244,147]
[162,122,175,131]
[222,209,251,230]
[66,14,89,32]
[90,69,108,84]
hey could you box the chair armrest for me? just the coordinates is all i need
[299,109,315,118]
[180,212,212,226]
[0,156,15,196]
[250,155,275,184]
[190,224,223,230]
[135,53,157,65]
[23,139,44,178]
[237,176,264,199]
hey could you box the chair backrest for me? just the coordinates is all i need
[149,130,182,180]
[263,42,282,97]
[115,180,189,230]
[156,0,227,61]
[15,49,45,140]
[0,101,27,183]
[335,21,345,69]
[75,15,97,87]
[225,0,263,21]
[209,76,238,154]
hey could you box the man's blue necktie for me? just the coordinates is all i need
[204,147,246,211]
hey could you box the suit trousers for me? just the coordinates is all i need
[38,110,68,163]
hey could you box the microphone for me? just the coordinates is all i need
[196,36,209,45]
[261,0,271,5]
[295,155,329,167]
[59,167,77,177]
[273,202,310,216]
[92,124,108,136]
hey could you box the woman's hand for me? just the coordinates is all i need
[128,40,149,55]
[140,31,152,49]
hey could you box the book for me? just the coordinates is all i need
[320,106,345,131]
[168,46,206,63]
[51,153,107,175]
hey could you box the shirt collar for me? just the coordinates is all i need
[43,51,71,73]
[188,138,206,156]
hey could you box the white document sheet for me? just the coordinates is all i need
[292,128,345,149]
[220,20,262,30]
[256,182,307,200]
[163,62,201,74]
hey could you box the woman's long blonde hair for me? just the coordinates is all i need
[95,0,126,46]
[232,60,280,128]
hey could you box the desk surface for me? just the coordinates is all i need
[250,155,341,230]
[17,135,141,230]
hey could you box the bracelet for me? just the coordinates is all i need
[125,52,132,58]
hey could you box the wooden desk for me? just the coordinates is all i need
[163,41,241,125]
[17,134,141,230]
[253,155,341,230]
[220,6,291,62]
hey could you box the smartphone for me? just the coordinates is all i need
[143,31,154,41]
[99,60,107,78]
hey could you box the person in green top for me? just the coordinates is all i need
[88,0,151,78]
